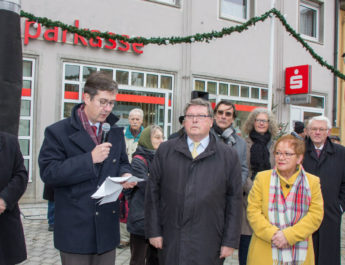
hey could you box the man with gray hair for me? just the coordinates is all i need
[145,98,242,265]
[303,115,345,265]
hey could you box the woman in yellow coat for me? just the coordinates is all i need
[247,134,323,265]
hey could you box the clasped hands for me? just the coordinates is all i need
[272,230,290,249]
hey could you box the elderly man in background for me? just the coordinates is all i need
[211,100,248,265]
[119,108,144,249]
[303,116,345,265]
[146,98,242,265]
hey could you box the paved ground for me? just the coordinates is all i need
[19,203,344,265]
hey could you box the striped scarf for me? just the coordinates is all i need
[268,166,311,265]
[77,104,102,145]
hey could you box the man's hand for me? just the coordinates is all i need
[0,198,7,214]
[149,236,163,249]
[121,173,137,189]
[272,230,289,248]
[91,143,112,163]
[219,246,234,259]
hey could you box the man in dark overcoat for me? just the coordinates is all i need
[303,116,345,265]
[145,98,242,265]
[0,132,28,264]
[39,72,134,265]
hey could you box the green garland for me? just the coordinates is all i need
[20,8,345,80]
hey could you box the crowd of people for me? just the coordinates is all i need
[1,71,345,265]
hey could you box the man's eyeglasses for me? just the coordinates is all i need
[98,99,116,108]
[309,127,328,133]
[216,110,233,117]
[274,151,296,158]
[184,114,211,121]
[255,119,269,124]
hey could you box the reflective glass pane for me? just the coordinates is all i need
[251,87,260,99]
[19,139,30,156]
[195,80,205,91]
[147,74,158,88]
[65,65,80,81]
[24,159,29,171]
[261,89,268,100]
[207,82,217,95]
[23,80,32,89]
[131,72,144,86]
[20,100,31,116]
[64,84,79,100]
[19,119,30,136]
[100,69,113,79]
[161,76,172,89]
[64,103,77,118]
[241,86,249,97]
[22,80,32,97]
[221,0,247,19]
[23,61,32,77]
[82,66,97,81]
[116,70,129,85]
[300,5,317,38]
[219,83,228,95]
[230,84,239,96]
[168,109,171,123]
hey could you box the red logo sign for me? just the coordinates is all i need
[285,65,311,95]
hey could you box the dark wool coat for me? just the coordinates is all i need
[145,133,242,265]
[0,132,28,264]
[38,104,131,254]
[127,145,155,236]
[303,137,345,265]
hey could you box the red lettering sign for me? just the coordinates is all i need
[285,65,311,95]
[23,19,144,54]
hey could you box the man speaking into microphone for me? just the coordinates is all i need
[39,72,135,265]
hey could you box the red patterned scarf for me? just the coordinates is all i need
[77,104,102,145]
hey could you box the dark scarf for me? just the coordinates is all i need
[250,130,271,180]
[213,121,236,146]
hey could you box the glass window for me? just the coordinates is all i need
[195,80,205,91]
[221,0,248,20]
[19,119,30,136]
[20,100,31,116]
[19,139,30,156]
[251,87,260,99]
[241,86,249,97]
[65,64,80,81]
[64,102,77,118]
[207,82,217,95]
[23,61,32,77]
[100,69,113,79]
[299,3,319,39]
[82,66,97,81]
[161,75,172,90]
[64,84,79,100]
[219,83,229,95]
[147,74,158,88]
[261,89,268,100]
[131,72,144,86]
[230,84,239,96]
[116,70,129,85]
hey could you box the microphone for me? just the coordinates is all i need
[101,123,111,143]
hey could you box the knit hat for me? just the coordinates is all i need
[294,121,305,134]
[138,126,154,150]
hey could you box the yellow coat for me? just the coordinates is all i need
[247,168,324,265]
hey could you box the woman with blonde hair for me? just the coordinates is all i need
[247,134,323,264]
[239,108,279,265]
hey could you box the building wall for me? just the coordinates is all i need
[20,0,336,202]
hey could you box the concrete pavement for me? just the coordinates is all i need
[18,203,344,265]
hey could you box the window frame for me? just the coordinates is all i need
[21,58,35,182]
[144,0,180,8]
[219,0,251,23]
[299,1,321,42]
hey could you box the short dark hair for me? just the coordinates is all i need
[214,100,237,119]
[83,71,118,99]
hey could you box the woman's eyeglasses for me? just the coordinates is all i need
[274,151,296,158]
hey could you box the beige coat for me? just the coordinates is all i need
[241,137,275,235]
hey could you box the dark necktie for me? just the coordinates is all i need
[91,126,98,136]
[316,149,321,158]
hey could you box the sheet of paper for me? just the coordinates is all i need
[91,175,145,205]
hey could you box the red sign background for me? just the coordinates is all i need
[285,65,311,95]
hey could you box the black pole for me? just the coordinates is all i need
[0,0,22,136]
